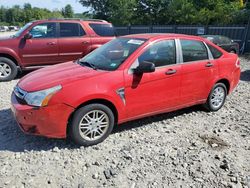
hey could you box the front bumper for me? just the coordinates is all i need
[11,93,74,138]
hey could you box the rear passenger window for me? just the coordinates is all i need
[138,40,176,67]
[59,23,85,37]
[89,23,115,36]
[180,40,208,62]
[207,44,223,59]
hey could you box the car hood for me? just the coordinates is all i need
[18,61,108,92]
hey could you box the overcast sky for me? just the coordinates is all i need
[0,0,88,13]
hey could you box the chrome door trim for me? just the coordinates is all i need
[22,53,58,58]
[175,39,183,64]
[59,52,83,56]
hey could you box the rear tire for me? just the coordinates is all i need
[0,57,18,81]
[69,104,114,146]
[204,83,227,112]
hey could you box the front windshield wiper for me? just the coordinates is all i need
[78,60,98,70]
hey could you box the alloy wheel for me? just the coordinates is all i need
[0,62,11,78]
[210,86,225,108]
[78,110,110,141]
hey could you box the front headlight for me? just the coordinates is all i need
[24,85,62,107]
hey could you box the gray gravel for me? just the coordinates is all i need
[0,56,249,188]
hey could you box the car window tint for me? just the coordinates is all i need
[30,23,56,38]
[180,40,208,62]
[89,23,115,36]
[138,40,176,67]
[213,37,221,45]
[60,23,85,37]
[207,44,223,59]
[220,36,231,44]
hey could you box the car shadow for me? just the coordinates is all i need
[113,105,202,133]
[0,105,203,152]
[15,70,32,79]
[240,70,250,82]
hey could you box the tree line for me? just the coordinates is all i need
[79,0,250,25]
[0,1,250,26]
[0,3,78,26]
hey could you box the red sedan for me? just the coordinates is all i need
[11,34,241,146]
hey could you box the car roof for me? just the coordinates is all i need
[30,19,111,24]
[121,33,204,40]
[202,35,228,38]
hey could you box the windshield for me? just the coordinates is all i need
[13,22,33,37]
[79,38,147,71]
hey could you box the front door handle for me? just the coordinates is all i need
[205,62,213,67]
[47,42,56,45]
[165,69,177,75]
[82,41,89,45]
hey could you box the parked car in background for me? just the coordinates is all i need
[0,19,116,81]
[202,35,239,54]
[0,26,9,32]
[11,34,241,146]
[8,26,19,31]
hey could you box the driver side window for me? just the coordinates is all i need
[138,40,176,67]
[30,23,56,39]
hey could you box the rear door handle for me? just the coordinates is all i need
[205,62,213,67]
[47,42,56,45]
[165,69,177,75]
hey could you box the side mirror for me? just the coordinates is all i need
[24,33,32,39]
[134,61,155,74]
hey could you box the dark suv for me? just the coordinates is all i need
[201,35,239,54]
[0,19,116,81]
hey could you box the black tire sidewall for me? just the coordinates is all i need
[0,57,18,81]
[207,83,227,111]
[69,104,114,146]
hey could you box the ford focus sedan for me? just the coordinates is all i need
[11,34,241,146]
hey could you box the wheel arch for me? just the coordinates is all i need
[66,98,119,136]
[215,78,230,94]
[0,53,19,66]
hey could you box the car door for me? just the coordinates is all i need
[57,22,91,63]
[124,39,182,118]
[19,22,59,66]
[179,39,218,105]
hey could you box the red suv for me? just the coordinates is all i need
[11,34,240,146]
[0,19,115,81]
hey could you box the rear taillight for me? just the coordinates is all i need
[236,58,240,68]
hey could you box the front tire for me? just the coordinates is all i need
[204,83,227,112]
[0,57,18,81]
[69,104,114,146]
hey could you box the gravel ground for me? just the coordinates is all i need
[0,56,249,188]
